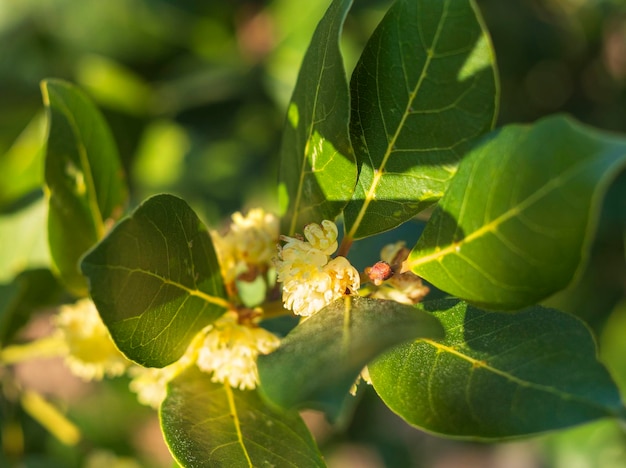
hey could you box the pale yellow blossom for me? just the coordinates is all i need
[210,208,279,285]
[196,310,280,390]
[128,364,181,409]
[54,299,128,381]
[129,309,280,403]
[230,209,279,265]
[350,366,372,396]
[303,220,338,255]
[275,220,360,316]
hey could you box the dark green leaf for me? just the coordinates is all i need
[42,79,128,296]
[405,115,626,310]
[81,194,227,367]
[343,0,498,240]
[257,296,444,420]
[542,169,626,331]
[161,367,325,468]
[278,0,356,235]
[370,299,626,439]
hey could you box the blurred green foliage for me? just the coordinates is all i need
[3,0,624,219]
[1,0,625,466]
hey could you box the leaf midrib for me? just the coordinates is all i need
[406,145,597,270]
[289,4,345,235]
[422,339,619,416]
[45,81,105,239]
[98,264,230,309]
[346,0,449,240]
[224,384,253,467]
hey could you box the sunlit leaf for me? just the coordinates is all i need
[76,54,152,115]
[42,79,128,296]
[343,0,498,240]
[132,120,189,190]
[0,112,46,209]
[278,0,356,235]
[81,194,227,367]
[265,1,332,108]
[0,197,50,283]
[161,367,325,468]
[370,299,626,439]
[258,296,444,420]
[405,115,626,310]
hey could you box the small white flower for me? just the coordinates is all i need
[303,220,338,255]
[274,220,360,317]
[128,365,178,409]
[210,208,279,285]
[196,311,280,390]
[230,209,279,266]
[54,299,128,381]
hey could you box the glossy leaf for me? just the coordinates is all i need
[369,299,626,439]
[405,115,626,310]
[278,0,356,235]
[161,367,325,468]
[343,0,498,240]
[81,194,227,367]
[42,79,128,296]
[257,296,444,419]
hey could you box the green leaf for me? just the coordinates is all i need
[0,112,46,209]
[542,169,626,331]
[80,194,227,367]
[369,299,626,439]
[257,296,444,420]
[42,78,128,296]
[405,115,626,310]
[343,0,498,240]
[0,197,50,283]
[278,0,356,235]
[161,367,325,468]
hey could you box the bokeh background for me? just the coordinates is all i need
[1,0,625,467]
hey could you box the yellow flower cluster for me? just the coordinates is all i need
[275,220,360,317]
[196,310,280,390]
[54,299,129,381]
[124,208,280,407]
[210,208,279,285]
[129,311,279,407]
[54,298,279,408]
